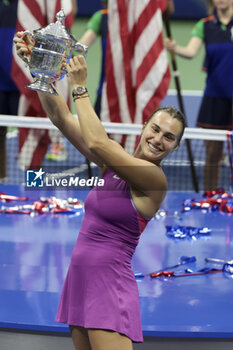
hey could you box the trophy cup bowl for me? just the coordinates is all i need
[22,9,88,96]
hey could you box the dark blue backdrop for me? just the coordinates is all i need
[76,0,208,19]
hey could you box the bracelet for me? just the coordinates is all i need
[73,93,89,102]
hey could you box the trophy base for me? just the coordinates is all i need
[26,75,58,96]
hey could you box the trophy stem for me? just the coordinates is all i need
[26,75,58,96]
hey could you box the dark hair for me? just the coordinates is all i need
[146,106,186,143]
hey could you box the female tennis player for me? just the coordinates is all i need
[14,33,185,350]
[164,0,233,190]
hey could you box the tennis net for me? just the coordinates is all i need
[0,115,231,192]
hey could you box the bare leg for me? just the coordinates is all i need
[88,329,133,350]
[69,325,92,350]
[204,140,223,191]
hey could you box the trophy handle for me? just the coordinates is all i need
[73,42,88,58]
[21,30,34,64]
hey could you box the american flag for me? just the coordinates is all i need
[11,0,73,170]
[101,0,171,152]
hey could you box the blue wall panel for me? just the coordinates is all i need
[76,0,209,19]
[172,0,208,19]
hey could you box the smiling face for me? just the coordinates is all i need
[137,111,183,165]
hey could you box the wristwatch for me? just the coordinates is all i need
[72,86,88,98]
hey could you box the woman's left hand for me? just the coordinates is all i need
[13,31,34,64]
[66,55,87,88]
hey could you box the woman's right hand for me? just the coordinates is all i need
[164,38,177,52]
[13,31,34,64]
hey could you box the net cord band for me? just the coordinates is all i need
[0,115,228,141]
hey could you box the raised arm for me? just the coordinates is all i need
[66,56,168,196]
[37,91,104,166]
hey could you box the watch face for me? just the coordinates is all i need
[77,86,85,94]
[72,86,87,98]
[72,86,87,97]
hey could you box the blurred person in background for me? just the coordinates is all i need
[46,0,78,161]
[79,0,108,118]
[0,0,19,183]
[165,0,233,191]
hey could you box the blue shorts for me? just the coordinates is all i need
[196,96,232,129]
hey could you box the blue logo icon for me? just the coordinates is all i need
[26,168,45,187]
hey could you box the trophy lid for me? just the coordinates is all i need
[35,9,75,43]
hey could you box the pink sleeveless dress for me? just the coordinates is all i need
[56,169,150,342]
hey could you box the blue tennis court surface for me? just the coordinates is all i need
[0,183,233,339]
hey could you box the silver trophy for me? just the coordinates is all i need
[22,9,88,95]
